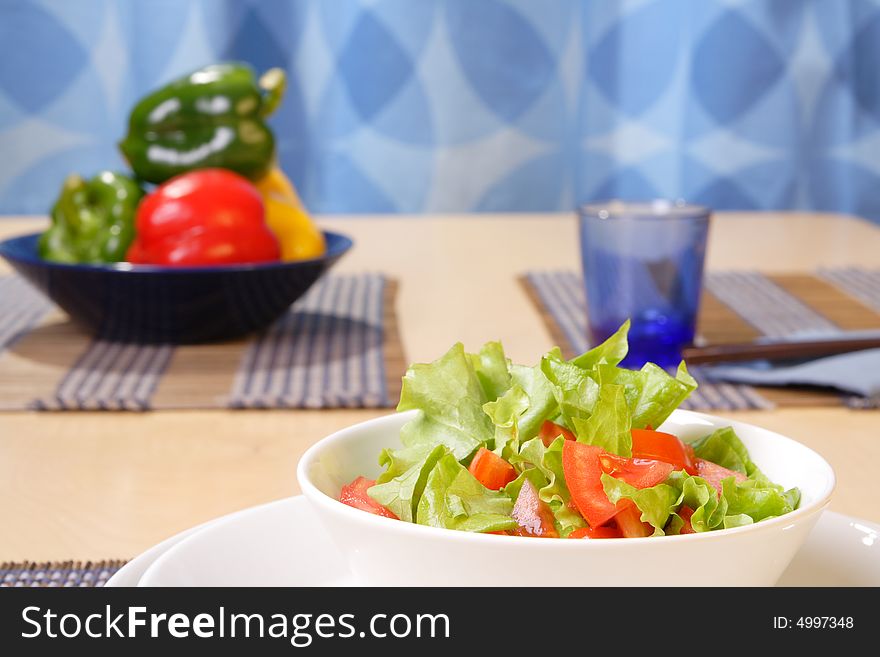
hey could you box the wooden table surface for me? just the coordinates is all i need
[1,212,879,561]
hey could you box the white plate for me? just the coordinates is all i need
[139,496,880,587]
[105,518,221,587]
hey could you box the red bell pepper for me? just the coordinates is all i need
[538,420,575,446]
[468,447,517,490]
[126,168,280,266]
[631,429,698,475]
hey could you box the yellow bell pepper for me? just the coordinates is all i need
[255,167,326,261]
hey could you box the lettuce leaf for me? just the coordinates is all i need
[602,469,728,535]
[375,444,434,485]
[570,319,630,370]
[468,341,511,402]
[483,362,559,459]
[483,384,529,459]
[397,343,493,460]
[669,470,727,532]
[540,350,599,426]
[571,383,632,456]
[368,445,447,522]
[601,474,681,535]
[691,427,751,475]
[721,477,799,523]
[596,361,697,429]
[508,363,558,441]
[605,464,800,536]
[502,467,549,503]
[416,453,517,533]
[693,427,801,520]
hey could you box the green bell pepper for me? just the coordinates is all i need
[118,63,286,184]
[39,171,144,264]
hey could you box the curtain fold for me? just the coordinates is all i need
[0,0,878,223]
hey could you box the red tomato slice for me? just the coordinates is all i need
[562,442,620,528]
[339,476,399,519]
[598,453,674,489]
[511,479,559,538]
[568,525,623,539]
[631,429,698,475]
[614,501,652,538]
[468,447,517,490]
[539,420,575,447]
[695,458,747,494]
[678,505,696,534]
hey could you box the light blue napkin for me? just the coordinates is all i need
[701,348,880,402]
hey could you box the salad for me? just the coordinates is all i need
[339,322,801,538]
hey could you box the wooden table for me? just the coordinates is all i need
[1,212,879,561]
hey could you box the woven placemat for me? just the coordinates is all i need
[522,268,880,410]
[1,560,124,587]
[0,273,405,411]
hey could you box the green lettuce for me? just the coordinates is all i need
[416,453,517,533]
[693,427,801,518]
[691,427,751,475]
[502,467,550,503]
[468,341,511,402]
[601,470,727,535]
[397,343,493,460]
[601,474,681,535]
[721,477,800,523]
[374,444,434,484]
[483,362,559,459]
[368,445,447,522]
[570,319,630,370]
[604,463,800,536]
[483,384,529,459]
[596,361,697,429]
[508,363,558,440]
[669,471,726,532]
[540,349,599,426]
[571,383,632,456]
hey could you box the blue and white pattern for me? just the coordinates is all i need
[2,0,880,221]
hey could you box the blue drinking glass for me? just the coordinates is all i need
[578,200,711,368]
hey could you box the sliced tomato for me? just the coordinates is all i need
[339,476,399,519]
[562,441,620,528]
[678,505,696,534]
[598,453,674,489]
[511,479,559,538]
[539,420,575,447]
[695,458,747,494]
[631,429,698,475]
[568,525,623,539]
[468,447,517,490]
[614,501,652,538]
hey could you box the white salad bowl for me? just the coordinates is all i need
[297,409,835,587]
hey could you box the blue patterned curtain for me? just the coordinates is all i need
[1,0,880,222]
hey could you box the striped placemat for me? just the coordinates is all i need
[1,560,124,587]
[0,273,405,411]
[522,268,880,410]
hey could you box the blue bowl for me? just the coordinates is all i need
[0,231,353,343]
